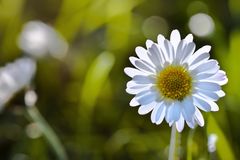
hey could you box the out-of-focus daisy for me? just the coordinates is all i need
[124,29,227,132]
[208,133,218,153]
[17,21,68,59]
[0,58,36,111]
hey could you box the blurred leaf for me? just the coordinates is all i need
[56,0,91,40]
[229,0,240,15]
[225,31,240,108]
[78,52,114,134]
[56,0,107,40]
[59,0,90,14]
[0,0,24,60]
[207,114,235,160]
[56,0,142,41]
[81,51,115,108]
[82,0,142,35]
[106,12,132,50]
[106,0,142,19]
[82,0,108,33]
[106,0,143,51]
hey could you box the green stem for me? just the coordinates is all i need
[187,129,195,160]
[26,106,68,160]
[168,124,177,160]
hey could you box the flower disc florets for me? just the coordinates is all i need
[157,66,192,101]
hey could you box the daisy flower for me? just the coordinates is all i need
[124,29,227,132]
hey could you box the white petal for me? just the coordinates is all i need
[191,45,211,62]
[138,101,156,115]
[193,96,219,112]
[136,89,151,97]
[154,102,166,124]
[193,94,211,111]
[156,104,166,125]
[195,45,211,54]
[184,34,193,43]
[136,91,158,105]
[165,103,173,123]
[191,60,219,75]
[148,43,164,69]
[170,29,181,52]
[190,45,211,64]
[189,53,210,68]
[180,42,196,63]
[157,35,170,62]
[151,105,159,123]
[175,40,186,63]
[133,75,155,84]
[127,80,150,89]
[166,102,181,123]
[126,81,152,95]
[124,67,147,78]
[195,72,215,81]
[135,47,152,64]
[194,108,204,126]
[129,57,155,73]
[181,97,196,122]
[158,45,169,62]
[172,102,181,121]
[164,39,175,61]
[195,71,228,87]
[194,82,221,91]
[130,97,140,107]
[186,120,195,129]
[176,114,185,132]
[194,89,220,101]
[206,70,228,85]
[209,101,219,111]
[126,85,150,95]
[216,90,225,97]
[146,39,154,48]
[157,34,165,46]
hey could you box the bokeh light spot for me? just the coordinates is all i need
[188,13,215,37]
[142,16,169,39]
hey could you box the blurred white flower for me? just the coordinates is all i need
[188,13,215,37]
[18,21,68,59]
[125,29,227,132]
[0,58,36,110]
[208,133,218,152]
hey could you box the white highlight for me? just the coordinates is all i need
[188,13,215,37]
[18,21,68,59]
[24,90,38,107]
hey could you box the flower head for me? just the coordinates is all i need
[124,30,227,132]
[0,58,36,111]
[18,21,68,59]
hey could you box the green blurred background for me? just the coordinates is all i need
[0,0,240,159]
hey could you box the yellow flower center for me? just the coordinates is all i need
[157,66,192,101]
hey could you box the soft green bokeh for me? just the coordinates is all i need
[0,0,239,159]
